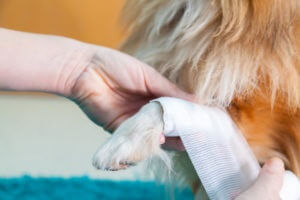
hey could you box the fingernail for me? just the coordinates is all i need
[265,157,284,173]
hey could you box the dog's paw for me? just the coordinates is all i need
[92,102,165,171]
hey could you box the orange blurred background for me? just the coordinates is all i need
[0,0,125,48]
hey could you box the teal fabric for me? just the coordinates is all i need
[0,176,193,200]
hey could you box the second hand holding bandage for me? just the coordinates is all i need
[151,97,300,200]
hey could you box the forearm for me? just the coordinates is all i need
[0,28,94,96]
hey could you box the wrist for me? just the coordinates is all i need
[55,45,95,97]
[69,56,100,103]
[69,45,111,102]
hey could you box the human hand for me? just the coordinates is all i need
[235,158,285,200]
[0,28,190,151]
[0,28,188,151]
[71,46,193,149]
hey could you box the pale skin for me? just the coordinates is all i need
[0,28,284,199]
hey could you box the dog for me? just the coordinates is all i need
[93,0,300,198]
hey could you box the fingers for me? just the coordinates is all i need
[236,157,285,200]
[252,158,285,195]
[142,66,196,102]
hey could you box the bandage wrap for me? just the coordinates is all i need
[152,97,300,200]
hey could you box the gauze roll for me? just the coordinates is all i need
[151,97,300,200]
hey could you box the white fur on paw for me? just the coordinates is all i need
[92,102,167,171]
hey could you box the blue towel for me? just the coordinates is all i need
[0,176,192,200]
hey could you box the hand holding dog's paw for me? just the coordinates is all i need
[92,102,168,171]
[71,47,194,131]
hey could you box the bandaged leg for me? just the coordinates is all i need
[152,97,300,200]
[93,97,300,199]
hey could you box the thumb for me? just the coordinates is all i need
[236,157,285,200]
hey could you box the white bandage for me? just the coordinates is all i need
[152,97,300,200]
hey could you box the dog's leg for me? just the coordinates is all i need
[92,102,168,171]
